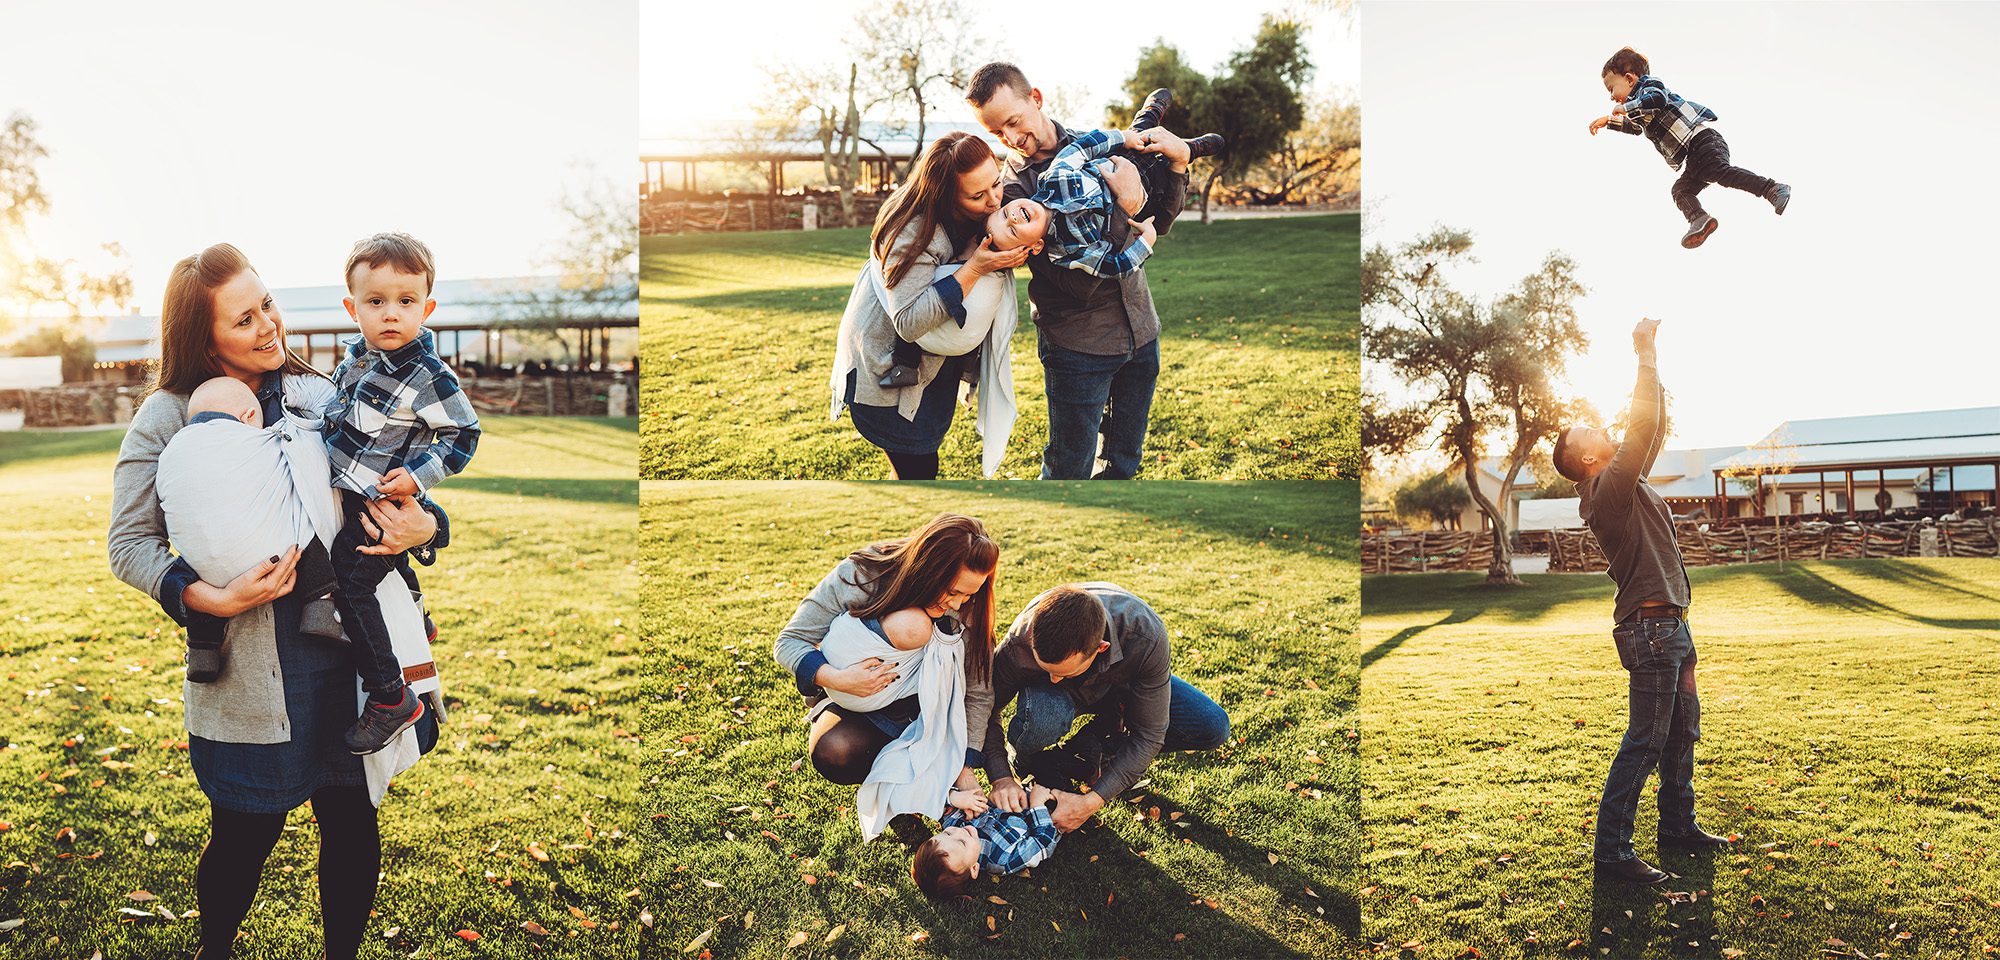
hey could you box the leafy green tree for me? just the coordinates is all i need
[1,112,131,336]
[4,324,94,382]
[1393,470,1472,529]
[1363,227,1589,583]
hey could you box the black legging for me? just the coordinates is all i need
[809,712,894,785]
[197,785,379,959]
[884,450,939,481]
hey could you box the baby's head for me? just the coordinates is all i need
[187,376,262,429]
[1601,46,1649,103]
[342,232,437,352]
[984,198,1049,253]
[912,824,981,899]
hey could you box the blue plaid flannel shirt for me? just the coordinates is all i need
[1607,75,1718,171]
[323,328,481,499]
[1029,128,1152,278]
[939,802,1062,876]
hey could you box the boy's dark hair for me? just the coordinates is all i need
[912,836,970,899]
[1551,427,1584,483]
[966,62,1032,107]
[1026,585,1108,665]
[1602,46,1649,78]
[344,232,436,296]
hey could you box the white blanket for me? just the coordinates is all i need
[801,614,967,841]
[804,613,928,718]
[829,259,1018,477]
[159,379,440,806]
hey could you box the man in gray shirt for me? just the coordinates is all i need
[1553,317,1731,885]
[967,62,1191,480]
[977,583,1229,832]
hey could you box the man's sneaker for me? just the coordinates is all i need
[1184,133,1226,162]
[1681,214,1719,249]
[1765,182,1791,215]
[1132,88,1173,132]
[186,643,224,684]
[345,687,424,755]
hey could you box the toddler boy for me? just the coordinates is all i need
[912,782,1063,898]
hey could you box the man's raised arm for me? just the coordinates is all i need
[1600,318,1665,497]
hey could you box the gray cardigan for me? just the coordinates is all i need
[831,221,983,418]
[775,558,995,761]
[108,382,307,744]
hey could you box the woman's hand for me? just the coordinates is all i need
[965,236,1032,278]
[183,546,300,618]
[354,495,439,556]
[815,657,898,697]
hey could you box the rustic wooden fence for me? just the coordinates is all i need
[0,372,637,428]
[1364,520,2000,574]
[640,194,888,235]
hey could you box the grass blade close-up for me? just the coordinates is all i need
[641,480,1360,957]
[1358,562,2000,958]
[0,418,643,960]
[638,215,1359,481]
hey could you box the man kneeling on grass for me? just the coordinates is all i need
[974,583,1231,833]
[1552,316,1733,885]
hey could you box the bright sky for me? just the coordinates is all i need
[1364,1,2000,451]
[641,0,1356,137]
[2,0,635,315]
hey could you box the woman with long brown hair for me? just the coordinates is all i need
[774,514,1000,794]
[107,244,446,960]
[828,131,1031,479]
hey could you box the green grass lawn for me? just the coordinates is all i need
[639,214,1358,481]
[0,417,642,959]
[640,480,1359,958]
[1359,562,2000,958]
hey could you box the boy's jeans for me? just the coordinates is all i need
[1038,337,1158,480]
[1007,675,1230,787]
[1593,615,1703,864]
[1672,128,1776,221]
[330,489,410,698]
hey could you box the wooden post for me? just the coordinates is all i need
[1844,469,1855,518]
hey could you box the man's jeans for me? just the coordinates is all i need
[1672,128,1776,221]
[1008,675,1229,789]
[1594,616,1703,863]
[1038,336,1158,480]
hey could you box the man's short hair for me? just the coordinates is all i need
[1602,46,1649,78]
[1026,585,1108,665]
[966,62,1032,107]
[344,232,436,296]
[912,836,969,899]
[1551,427,1584,482]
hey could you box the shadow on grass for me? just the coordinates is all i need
[959,480,1356,563]
[894,805,1331,958]
[1591,847,1721,958]
[452,477,639,505]
[1769,564,2000,630]
[1360,607,1481,671]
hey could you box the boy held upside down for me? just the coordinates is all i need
[879,89,1222,387]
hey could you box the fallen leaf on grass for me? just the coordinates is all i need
[522,921,550,936]
[0,919,21,932]
[824,923,846,944]
[801,874,818,885]
[1267,853,1279,865]
[987,896,1008,905]
[785,931,808,949]
[986,915,996,931]
[909,930,929,943]
[126,891,156,902]
[455,930,480,941]
[639,909,654,929]
[684,927,715,953]
[527,842,550,862]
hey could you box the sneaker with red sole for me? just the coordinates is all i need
[345,686,424,755]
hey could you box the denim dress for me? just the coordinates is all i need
[187,372,439,814]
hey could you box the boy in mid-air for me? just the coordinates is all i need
[912,782,1063,898]
[879,89,1221,387]
[1589,46,1791,249]
[323,232,481,755]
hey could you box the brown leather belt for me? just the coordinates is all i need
[1634,603,1686,620]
